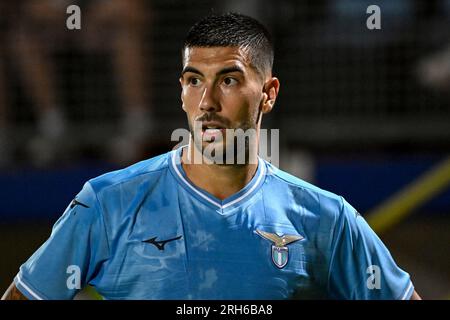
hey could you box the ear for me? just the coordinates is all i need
[179,77,186,112]
[261,77,280,114]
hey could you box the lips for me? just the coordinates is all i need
[201,122,226,142]
[201,122,226,130]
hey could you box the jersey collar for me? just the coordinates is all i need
[169,145,267,212]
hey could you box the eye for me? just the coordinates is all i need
[223,77,238,86]
[188,77,202,87]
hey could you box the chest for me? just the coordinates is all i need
[96,198,324,299]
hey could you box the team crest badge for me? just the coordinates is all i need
[256,230,304,269]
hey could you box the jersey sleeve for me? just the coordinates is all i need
[14,182,110,300]
[327,197,414,300]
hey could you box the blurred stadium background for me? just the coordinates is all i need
[1,0,449,299]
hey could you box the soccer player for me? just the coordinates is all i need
[2,13,420,300]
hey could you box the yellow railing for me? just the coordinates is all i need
[367,156,450,234]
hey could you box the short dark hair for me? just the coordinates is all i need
[182,13,274,78]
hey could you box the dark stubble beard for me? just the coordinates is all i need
[187,111,260,166]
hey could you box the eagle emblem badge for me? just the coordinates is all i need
[255,230,304,269]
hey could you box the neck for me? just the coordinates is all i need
[181,144,258,200]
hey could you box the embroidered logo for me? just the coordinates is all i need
[255,230,303,269]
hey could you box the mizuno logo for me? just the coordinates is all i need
[70,199,90,209]
[143,235,182,251]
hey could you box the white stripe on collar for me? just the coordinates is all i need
[171,148,266,209]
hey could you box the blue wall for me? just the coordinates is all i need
[1,156,449,221]
[316,155,450,214]
[0,163,117,221]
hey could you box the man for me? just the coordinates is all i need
[2,13,420,300]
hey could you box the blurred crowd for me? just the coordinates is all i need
[0,0,152,167]
[0,0,449,169]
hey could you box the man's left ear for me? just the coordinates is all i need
[262,77,280,114]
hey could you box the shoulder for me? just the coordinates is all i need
[87,150,172,195]
[263,161,358,224]
[263,161,372,245]
[71,151,174,232]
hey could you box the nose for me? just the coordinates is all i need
[199,85,220,113]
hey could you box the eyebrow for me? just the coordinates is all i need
[181,65,245,77]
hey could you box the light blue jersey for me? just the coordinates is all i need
[15,146,414,300]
